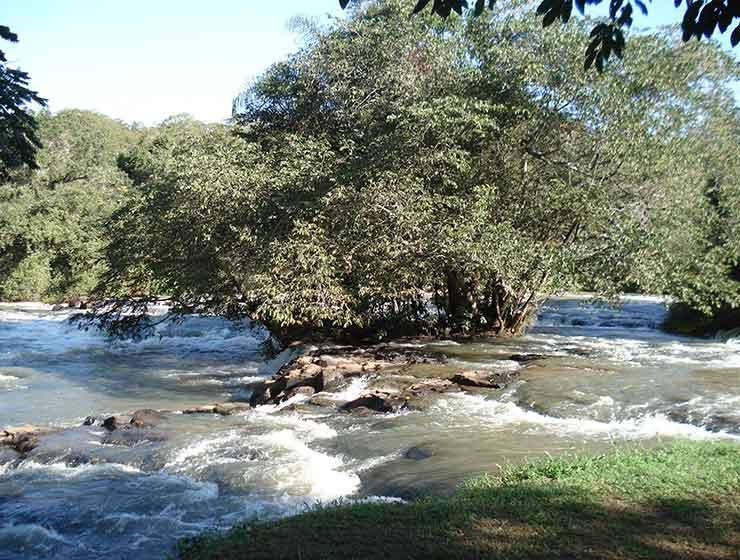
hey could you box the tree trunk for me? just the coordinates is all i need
[446,270,468,330]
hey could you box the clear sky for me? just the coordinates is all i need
[1,1,736,125]
[2,0,342,124]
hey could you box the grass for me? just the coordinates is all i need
[176,441,740,560]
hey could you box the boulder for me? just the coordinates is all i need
[1,426,51,454]
[130,409,164,427]
[508,354,548,365]
[213,402,250,416]
[248,381,270,407]
[343,392,403,414]
[12,433,39,454]
[451,371,506,389]
[183,402,250,416]
[307,395,341,408]
[346,406,378,417]
[102,415,131,431]
[282,385,316,402]
[182,405,218,415]
[101,428,167,447]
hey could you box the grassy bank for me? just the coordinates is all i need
[176,441,740,560]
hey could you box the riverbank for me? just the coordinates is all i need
[176,441,740,560]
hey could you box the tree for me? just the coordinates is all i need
[0,25,46,180]
[336,0,740,70]
[85,0,738,341]
[0,110,138,301]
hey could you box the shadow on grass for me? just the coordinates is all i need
[177,482,740,560]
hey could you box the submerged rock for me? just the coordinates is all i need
[404,446,434,460]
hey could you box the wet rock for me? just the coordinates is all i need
[282,385,316,401]
[101,427,167,447]
[13,433,39,454]
[404,446,434,460]
[343,392,403,414]
[508,353,548,365]
[405,378,459,395]
[182,402,250,416]
[102,415,131,431]
[182,405,219,415]
[1,426,52,454]
[82,416,99,426]
[248,382,270,407]
[451,371,506,389]
[130,409,164,428]
[213,402,250,416]
[308,396,340,408]
[346,406,378,417]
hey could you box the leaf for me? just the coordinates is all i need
[451,0,467,15]
[698,3,718,37]
[609,0,624,20]
[595,52,605,72]
[575,0,586,15]
[732,23,740,47]
[339,0,351,8]
[681,1,703,40]
[561,0,574,22]
[536,0,555,16]
[584,39,599,69]
[590,23,608,37]
[0,25,19,43]
[717,9,731,33]
[617,3,633,27]
[412,0,433,14]
[542,8,559,27]
[634,0,649,16]
[474,0,487,16]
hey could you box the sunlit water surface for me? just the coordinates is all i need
[0,296,738,559]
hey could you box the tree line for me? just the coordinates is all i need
[1,0,739,341]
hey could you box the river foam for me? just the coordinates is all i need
[431,393,740,442]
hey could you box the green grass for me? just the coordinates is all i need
[176,441,740,560]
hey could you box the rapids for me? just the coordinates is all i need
[1,296,738,559]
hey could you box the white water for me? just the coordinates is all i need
[0,296,739,559]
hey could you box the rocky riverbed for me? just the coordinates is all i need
[2,345,530,456]
[1,296,738,560]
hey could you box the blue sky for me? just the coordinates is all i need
[3,0,342,124]
[1,1,735,125]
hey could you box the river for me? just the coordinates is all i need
[1,295,738,559]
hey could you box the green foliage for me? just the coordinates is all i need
[0,252,51,301]
[92,0,739,340]
[0,110,137,302]
[0,26,46,179]
[337,0,740,71]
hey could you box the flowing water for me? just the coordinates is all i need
[1,296,738,559]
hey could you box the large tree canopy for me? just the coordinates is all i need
[0,25,46,180]
[337,0,740,70]
[84,0,739,342]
